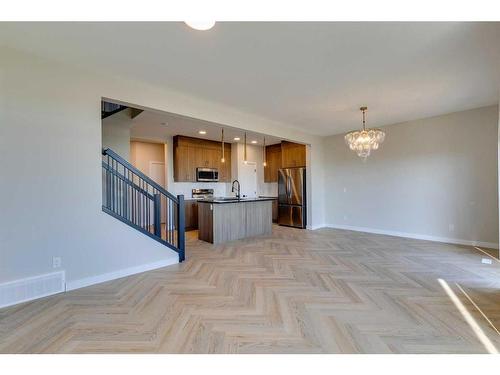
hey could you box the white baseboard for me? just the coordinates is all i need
[66,257,178,292]
[309,224,327,230]
[0,258,179,309]
[325,224,499,249]
[0,271,66,309]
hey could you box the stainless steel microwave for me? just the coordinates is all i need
[196,167,219,182]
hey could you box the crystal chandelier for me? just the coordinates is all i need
[345,106,385,158]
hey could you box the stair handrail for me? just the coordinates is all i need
[102,148,178,202]
[101,147,185,262]
[101,161,155,200]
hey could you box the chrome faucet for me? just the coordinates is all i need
[231,180,241,199]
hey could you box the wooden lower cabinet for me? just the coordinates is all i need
[197,202,214,243]
[272,199,278,223]
[185,200,198,231]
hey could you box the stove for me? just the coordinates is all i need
[191,188,214,199]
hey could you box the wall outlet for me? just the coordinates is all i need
[482,258,493,265]
[343,187,347,193]
[52,256,62,269]
[343,215,347,221]
[448,224,455,232]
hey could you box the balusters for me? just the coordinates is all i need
[101,149,185,261]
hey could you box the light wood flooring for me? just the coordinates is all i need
[1,226,499,353]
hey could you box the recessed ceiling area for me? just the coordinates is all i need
[2,22,499,136]
[127,107,283,146]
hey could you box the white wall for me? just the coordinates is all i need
[498,100,500,257]
[102,109,132,160]
[231,143,278,197]
[0,48,179,286]
[0,46,325,286]
[324,105,499,248]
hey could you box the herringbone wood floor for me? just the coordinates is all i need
[1,226,499,353]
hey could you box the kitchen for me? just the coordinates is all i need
[173,132,306,243]
[173,135,308,244]
[103,104,308,245]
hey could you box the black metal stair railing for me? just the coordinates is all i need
[101,148,185,262]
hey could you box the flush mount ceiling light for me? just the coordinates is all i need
[184,21,216,31]
[345,107,385,159]
[251,140,258,144]
[234,137,240,141]
[198,130,207,135]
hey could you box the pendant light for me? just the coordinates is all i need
[244,132,248,164]
[345,107,385,159]
[263,137,267,167]
[220,128,225,163]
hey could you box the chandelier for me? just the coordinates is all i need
[345,107,385,158]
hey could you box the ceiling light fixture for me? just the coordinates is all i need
[198,130,207,135]
[345,107,385,159]
[184,21,216,31]
[221,128,225,163]
[251,140,258,144]
[234,137,240,141]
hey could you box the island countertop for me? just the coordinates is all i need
[197,197,276,204]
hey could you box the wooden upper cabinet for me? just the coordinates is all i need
[173,144,193,182]
[281,141,306,168]
[173,135,232,182]
[264,143,282,183]
[264,141,306,182]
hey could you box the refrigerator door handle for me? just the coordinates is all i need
[285,176,288,200]
[287,175,291,201]
[284,175,288,201]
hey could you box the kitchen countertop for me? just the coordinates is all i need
[197,197,276,204]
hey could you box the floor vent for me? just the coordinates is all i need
[0,271,65,309]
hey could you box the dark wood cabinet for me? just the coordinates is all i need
[272,199,278,223]
[197,202,213,243]
[173,144,193,181]
[173,136,232,182]
[281,141,306,168]
[264,143,282,183]
[264,141,306,182]
[185,200,199,231]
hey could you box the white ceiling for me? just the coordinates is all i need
[1,22,499,136]
[129,108,282,145]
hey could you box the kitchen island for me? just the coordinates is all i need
[197,198,274,244]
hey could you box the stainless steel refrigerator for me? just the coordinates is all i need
[278,167,306,228]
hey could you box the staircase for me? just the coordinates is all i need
[101,101,144,120]
[102,148,185,262]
